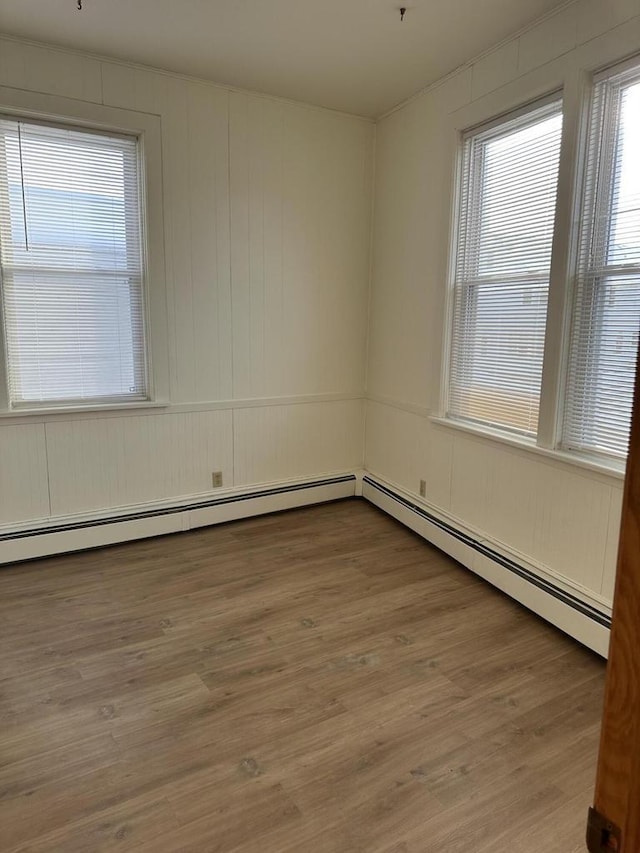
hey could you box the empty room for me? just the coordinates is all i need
[0,1,639,851]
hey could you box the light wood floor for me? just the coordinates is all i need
[0,499,605,852]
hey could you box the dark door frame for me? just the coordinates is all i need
[587,352,640,852]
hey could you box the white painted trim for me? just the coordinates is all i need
[352,468,366,497]
[0,87,170,411]
[430,416,625,481]
[1,463,614,659]
[362,472,611,657]
[0,392,365,425]
[0,400,171,420]
[365,394,624,482]
[0,474,356,564]
[436,120,464,421]
[366,393,430,419]
[422,25,640,480]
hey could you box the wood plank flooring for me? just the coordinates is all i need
[0,499,605,852]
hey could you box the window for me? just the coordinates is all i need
[563,64,640,459]
[445,57,640,468]
[0,117,148,408]
[448,98,563,436]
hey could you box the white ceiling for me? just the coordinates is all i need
[0,0,570,117]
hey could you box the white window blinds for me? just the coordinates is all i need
[448,99,563,436]
[563,66,640,459]
[0,117,147,407]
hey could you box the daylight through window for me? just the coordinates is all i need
[0,118,147,407]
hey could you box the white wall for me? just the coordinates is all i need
[0,3,635,630]
[366,0,640,612]
[0,36,373,528]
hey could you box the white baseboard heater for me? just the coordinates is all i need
[0,474,356,566]
[0,468,611,657]
[362,474,611,658]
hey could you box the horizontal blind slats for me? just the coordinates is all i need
[448,100,563,436]
[0,118,147,406]
[563,71,640,458]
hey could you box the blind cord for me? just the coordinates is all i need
[17,123,29,252]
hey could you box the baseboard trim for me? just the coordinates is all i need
[0,474,356,565]
[362,474,611,657]
[1,467,612,657]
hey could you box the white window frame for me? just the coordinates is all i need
[560,57,640,460]
[445,92,563,439]
[437,51,640,479]
[0,88,169,417]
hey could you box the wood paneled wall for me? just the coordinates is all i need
[0,37,373,526]
[365,0,640,611]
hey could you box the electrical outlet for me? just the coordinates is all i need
[212,471,223,488]
[419,479,426,498]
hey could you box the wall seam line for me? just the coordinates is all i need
[42,422,53,518]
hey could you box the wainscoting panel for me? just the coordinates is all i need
[365,400,453,512]
[602,485,624,601]
[45,410,234,517]
[365,399,622,610]
[0,423,50,524]
[233,399,364,486]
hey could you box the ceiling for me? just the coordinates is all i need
[0,0,570,117]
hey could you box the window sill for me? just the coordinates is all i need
[0,400,170,421]
[430,416,626,481]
